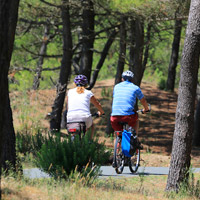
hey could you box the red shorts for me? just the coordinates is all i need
[110,114,138,132]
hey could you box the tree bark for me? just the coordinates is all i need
[50,0,72,132]
[0,0,20,197]
[79,0,95,82]
[88,28,118,89]
[193,84,200,146]
[2,90,16,170]
[1,0,20,170]
[33,24,50,90]
[166,0,200,192]
[166,19,182,91]
[129,17,144,87]
[106,18,126,135]
[115,17,127,85]
[142,23,151,75]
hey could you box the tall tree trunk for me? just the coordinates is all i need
[193,84,200,146]
[33,24,50,90]
[166,0,200,192]
[2,0,20,170]
[166,19,182,91]
[2,90,16,171]
[0,0,20,197]
[142,23,152,75]
[80,0,95,82]
[50,0,72,131]
[115,17,127,85]
[88,28,118,89]
[106,18,126,135]
[129,17,144,87]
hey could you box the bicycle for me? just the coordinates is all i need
[66,112,104,170]
[66,112,101,140]
[113,105,151,174]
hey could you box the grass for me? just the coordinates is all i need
[1,174,164,200]
[2,172,200,200]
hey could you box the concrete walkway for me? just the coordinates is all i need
[23,167,200,179]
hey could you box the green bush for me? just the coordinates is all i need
[158,77,167,90]
[36,132,110,179]
[16,130,48,156]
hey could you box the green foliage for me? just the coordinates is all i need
[36,132,110,178]
[101,87,112,98]
[10,0,188,92]
[16,130,48,156]
[110,0,178,20]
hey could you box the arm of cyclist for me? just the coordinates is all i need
[90,96,105,116]
[140,97,150,113]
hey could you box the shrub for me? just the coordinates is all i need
[36,132,110,179]
[16,130,48,156]
[158,78,167,90]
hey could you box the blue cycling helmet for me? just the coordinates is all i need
[74,75,88,86]
[122,70,134,81]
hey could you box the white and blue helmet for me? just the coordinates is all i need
[122,70,134,81]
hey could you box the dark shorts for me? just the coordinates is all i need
[110,114,138,132]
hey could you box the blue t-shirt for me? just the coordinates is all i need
[111,81,144,116]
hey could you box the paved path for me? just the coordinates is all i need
[23,167,200,179]
[99,166,200,178]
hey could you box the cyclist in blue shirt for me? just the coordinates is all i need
[111,70,149,138]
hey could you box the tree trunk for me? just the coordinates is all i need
[166,0,200,192]
[0,0,20,197]
[88,28,118,89]
[33,24,50,90]
[129,18,144,87]
[166,19,182,91]
[115,17,127,85]
[80,0,95,82]
[142,23,152,75]
[193,85,200,146]
[2,90,16,171]
[106,18,126,135]
[50,0,72,132]
[1,0,19,170]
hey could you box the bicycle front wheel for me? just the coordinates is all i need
[129,148,140,173]
[113,136,125,174]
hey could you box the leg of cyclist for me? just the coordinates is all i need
[84,115,94,139]
[132,119,139,134]
[110,116,123,167]
[90,123,95,139]
[130,118,143,150]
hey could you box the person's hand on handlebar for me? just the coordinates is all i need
[97,111,105,116]
[142,108,150,114]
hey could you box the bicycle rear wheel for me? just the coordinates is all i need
[128,148,140,173]
[113,136,125,174]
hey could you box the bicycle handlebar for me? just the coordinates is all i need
[92,112,105,118]
[137,104,151,114]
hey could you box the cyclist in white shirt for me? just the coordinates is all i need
[67,75,104,138]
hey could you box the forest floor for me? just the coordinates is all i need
[10,78,200,168]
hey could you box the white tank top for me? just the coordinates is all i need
[67,87,94,117]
